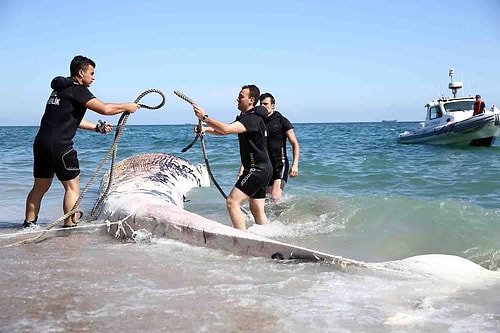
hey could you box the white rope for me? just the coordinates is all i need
[103,212,152,242]
[0,223,101,239]
[132,229,153,242]
[1,214,155,249]
[0,214,134,240]
[106,212,136,238]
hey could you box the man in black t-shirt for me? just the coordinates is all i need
[193,85,272,231]
[23,55,139,229]
[260,93,300,202]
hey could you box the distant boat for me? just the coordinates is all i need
[381,120,397,123]
[397,68,500,146]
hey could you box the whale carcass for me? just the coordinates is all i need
[96,153,367,267]
[96,153,500,285]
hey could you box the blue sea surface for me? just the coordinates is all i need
[0,122,499,332]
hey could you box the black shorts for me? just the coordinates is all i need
[235,167,272,199]
[33,143,80,181]
[268,163,289,186]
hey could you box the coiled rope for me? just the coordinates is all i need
[3,89,165,248]
[89,89,165,219]
[174,90,249,216]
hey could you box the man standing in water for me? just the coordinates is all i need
[23,55,139,228]
[260,93,300,202]
[192,85,272,230]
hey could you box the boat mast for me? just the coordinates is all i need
[448,68,463,98]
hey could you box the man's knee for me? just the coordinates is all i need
[32,178,53,194]
[226,196,238,210]
[62,176,80,191]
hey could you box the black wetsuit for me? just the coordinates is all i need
[33,76,95,181]
[235,105,272,199]
[265,111,294,185]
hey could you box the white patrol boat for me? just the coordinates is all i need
[398,69,500,146]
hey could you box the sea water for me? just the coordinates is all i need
[0,123,499,332]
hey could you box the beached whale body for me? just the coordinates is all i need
[97,153,500,283]
[97,153,367,267]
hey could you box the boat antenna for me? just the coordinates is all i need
[448,68,463,98]
[462,72,465,97]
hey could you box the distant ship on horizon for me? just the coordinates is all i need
[381,119,397,123]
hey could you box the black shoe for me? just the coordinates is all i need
[22,220,37,228]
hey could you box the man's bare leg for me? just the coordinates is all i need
[25,177,52,223]
[249,198,268,225]
[269,179,284,202]
[61,176,80,226]
[226,187,249,230]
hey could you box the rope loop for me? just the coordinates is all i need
[90,89,166,218]
[135,89,166,110]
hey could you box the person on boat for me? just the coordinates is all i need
[23,55,139,228]
[258,92,300,202]
[192,85,272,231]
[473,95,486,116]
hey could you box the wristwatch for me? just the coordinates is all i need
[95,120,106,133]
[202,114,209,121]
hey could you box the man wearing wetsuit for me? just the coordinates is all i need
[260,93,300,202]
[193,85,272,230]
[23,55,139,228]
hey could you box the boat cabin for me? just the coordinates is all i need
[425,97,475,122]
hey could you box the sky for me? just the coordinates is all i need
[1,0,499,125]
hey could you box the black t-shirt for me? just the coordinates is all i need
[236,105,272,171]
[35,76,95,146]
[265,111,293,165]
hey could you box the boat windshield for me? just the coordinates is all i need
[429,106,442,119]
[444,100,474,112]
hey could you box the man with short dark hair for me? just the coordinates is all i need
[260,92,300,202]
[23,55,139,228]
[193,85,272,230]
